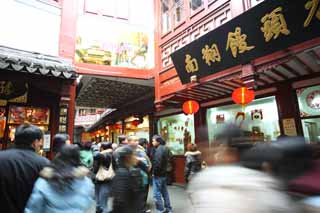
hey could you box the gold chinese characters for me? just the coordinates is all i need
[304,0,320,27]
[202,43,221,66]
[185,54,199,73]
[261,7,290,42]
[226,27,255,58]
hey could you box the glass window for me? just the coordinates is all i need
[173,0,184,26]
[297,85,320,143]
[301,118,320,143]
[190,0,203,14]
[206,96,280,146]
[158,114,195,155]
[0,108,6,139]
[161,0,171,34]
[297,85,320,117]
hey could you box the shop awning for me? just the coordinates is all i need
[86,92,154,132]
[76,75,154,108]
[162,45,320,106]
[0,46,77,79]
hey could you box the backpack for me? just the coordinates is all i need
[95,160,115,181]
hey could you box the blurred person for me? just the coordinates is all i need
[184,143,202,183]
[0,123,49,213]
[186,124,299,213]
[152,135,172,213]
[80,142,94,169]
[25,144,95,213]
[111,145,140,213]
[128,136,152,213]
[93,142,114,213]
[52,133,70,155]
[113,135,129,170]
[138,138,148,150]
[188,166,300,213]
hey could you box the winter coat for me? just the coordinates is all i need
[188,166,300,213]
[93,149,113,183]
[135,145,151,186]
[184,150,202,182]
[25,166,95,213]
[0,146,49,213]
[153,144,170,177]
[80,149,94,168]
[111,166,140,213]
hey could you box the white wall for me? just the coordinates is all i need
[0,0,61,56]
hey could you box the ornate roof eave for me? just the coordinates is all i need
[0,45,77,80]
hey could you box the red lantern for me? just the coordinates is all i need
[131,119,140,126]
[182,100,200,114]
[232,87,255,105]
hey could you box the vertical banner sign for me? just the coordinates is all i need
[43,134,51,151]
[171,0,320,84]
[282,118,298,136]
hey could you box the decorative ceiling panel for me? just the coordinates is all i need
[76,77,153,108]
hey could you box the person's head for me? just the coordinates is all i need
[44,144,84,191]
[128,135,139,149]
[152,135,165,147]
[138,138,148,148]
[52,144,81,168]
[214,124,247,165]
[82,142,92,150]
[118,135,128,145]
[100,141,112,151]
[15,123,44,152]
[52,133,70,153]
[117,145,137,168]
[187,143,198,152]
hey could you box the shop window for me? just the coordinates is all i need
[0,108,6,140]
[190,0,203,14]
[297,85,320,143]
[85,0,129,20]
[161,0,171,34]
[158,114,195,155]
[173,0,184,26]
[206,96,280,146]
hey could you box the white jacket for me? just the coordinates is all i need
[187,166,300,213]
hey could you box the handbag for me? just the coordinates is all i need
[95,161,115,181]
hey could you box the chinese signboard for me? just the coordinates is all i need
[171,0,320,84]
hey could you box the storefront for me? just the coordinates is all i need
[155,0,320,183]
[0,46,77,155]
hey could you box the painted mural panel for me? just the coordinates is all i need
[75,15,154,69]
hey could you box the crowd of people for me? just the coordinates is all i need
[0,123,319,213]
[0,123,175,213]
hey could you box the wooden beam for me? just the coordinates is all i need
[270,68,288,80]
[280,64,301,77]
[294,56,316,74]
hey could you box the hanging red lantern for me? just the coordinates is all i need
[182,100,200,114]
[232,87,255,105]
[131,119,140,126]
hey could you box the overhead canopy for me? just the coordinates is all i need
[76,75,154,108]
[0,46,77,79]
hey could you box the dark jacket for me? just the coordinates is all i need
[0,147,49,213]
[93,149,113,183]
[184,150,202,182]
[153,144,170,177]
[112,166,141,213]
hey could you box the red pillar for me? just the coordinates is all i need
[59,0,79,143]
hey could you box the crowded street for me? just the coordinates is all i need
[1,0,320,212]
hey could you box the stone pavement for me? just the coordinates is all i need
[146,185,194,213]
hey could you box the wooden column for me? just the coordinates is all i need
[276,82,303,136]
